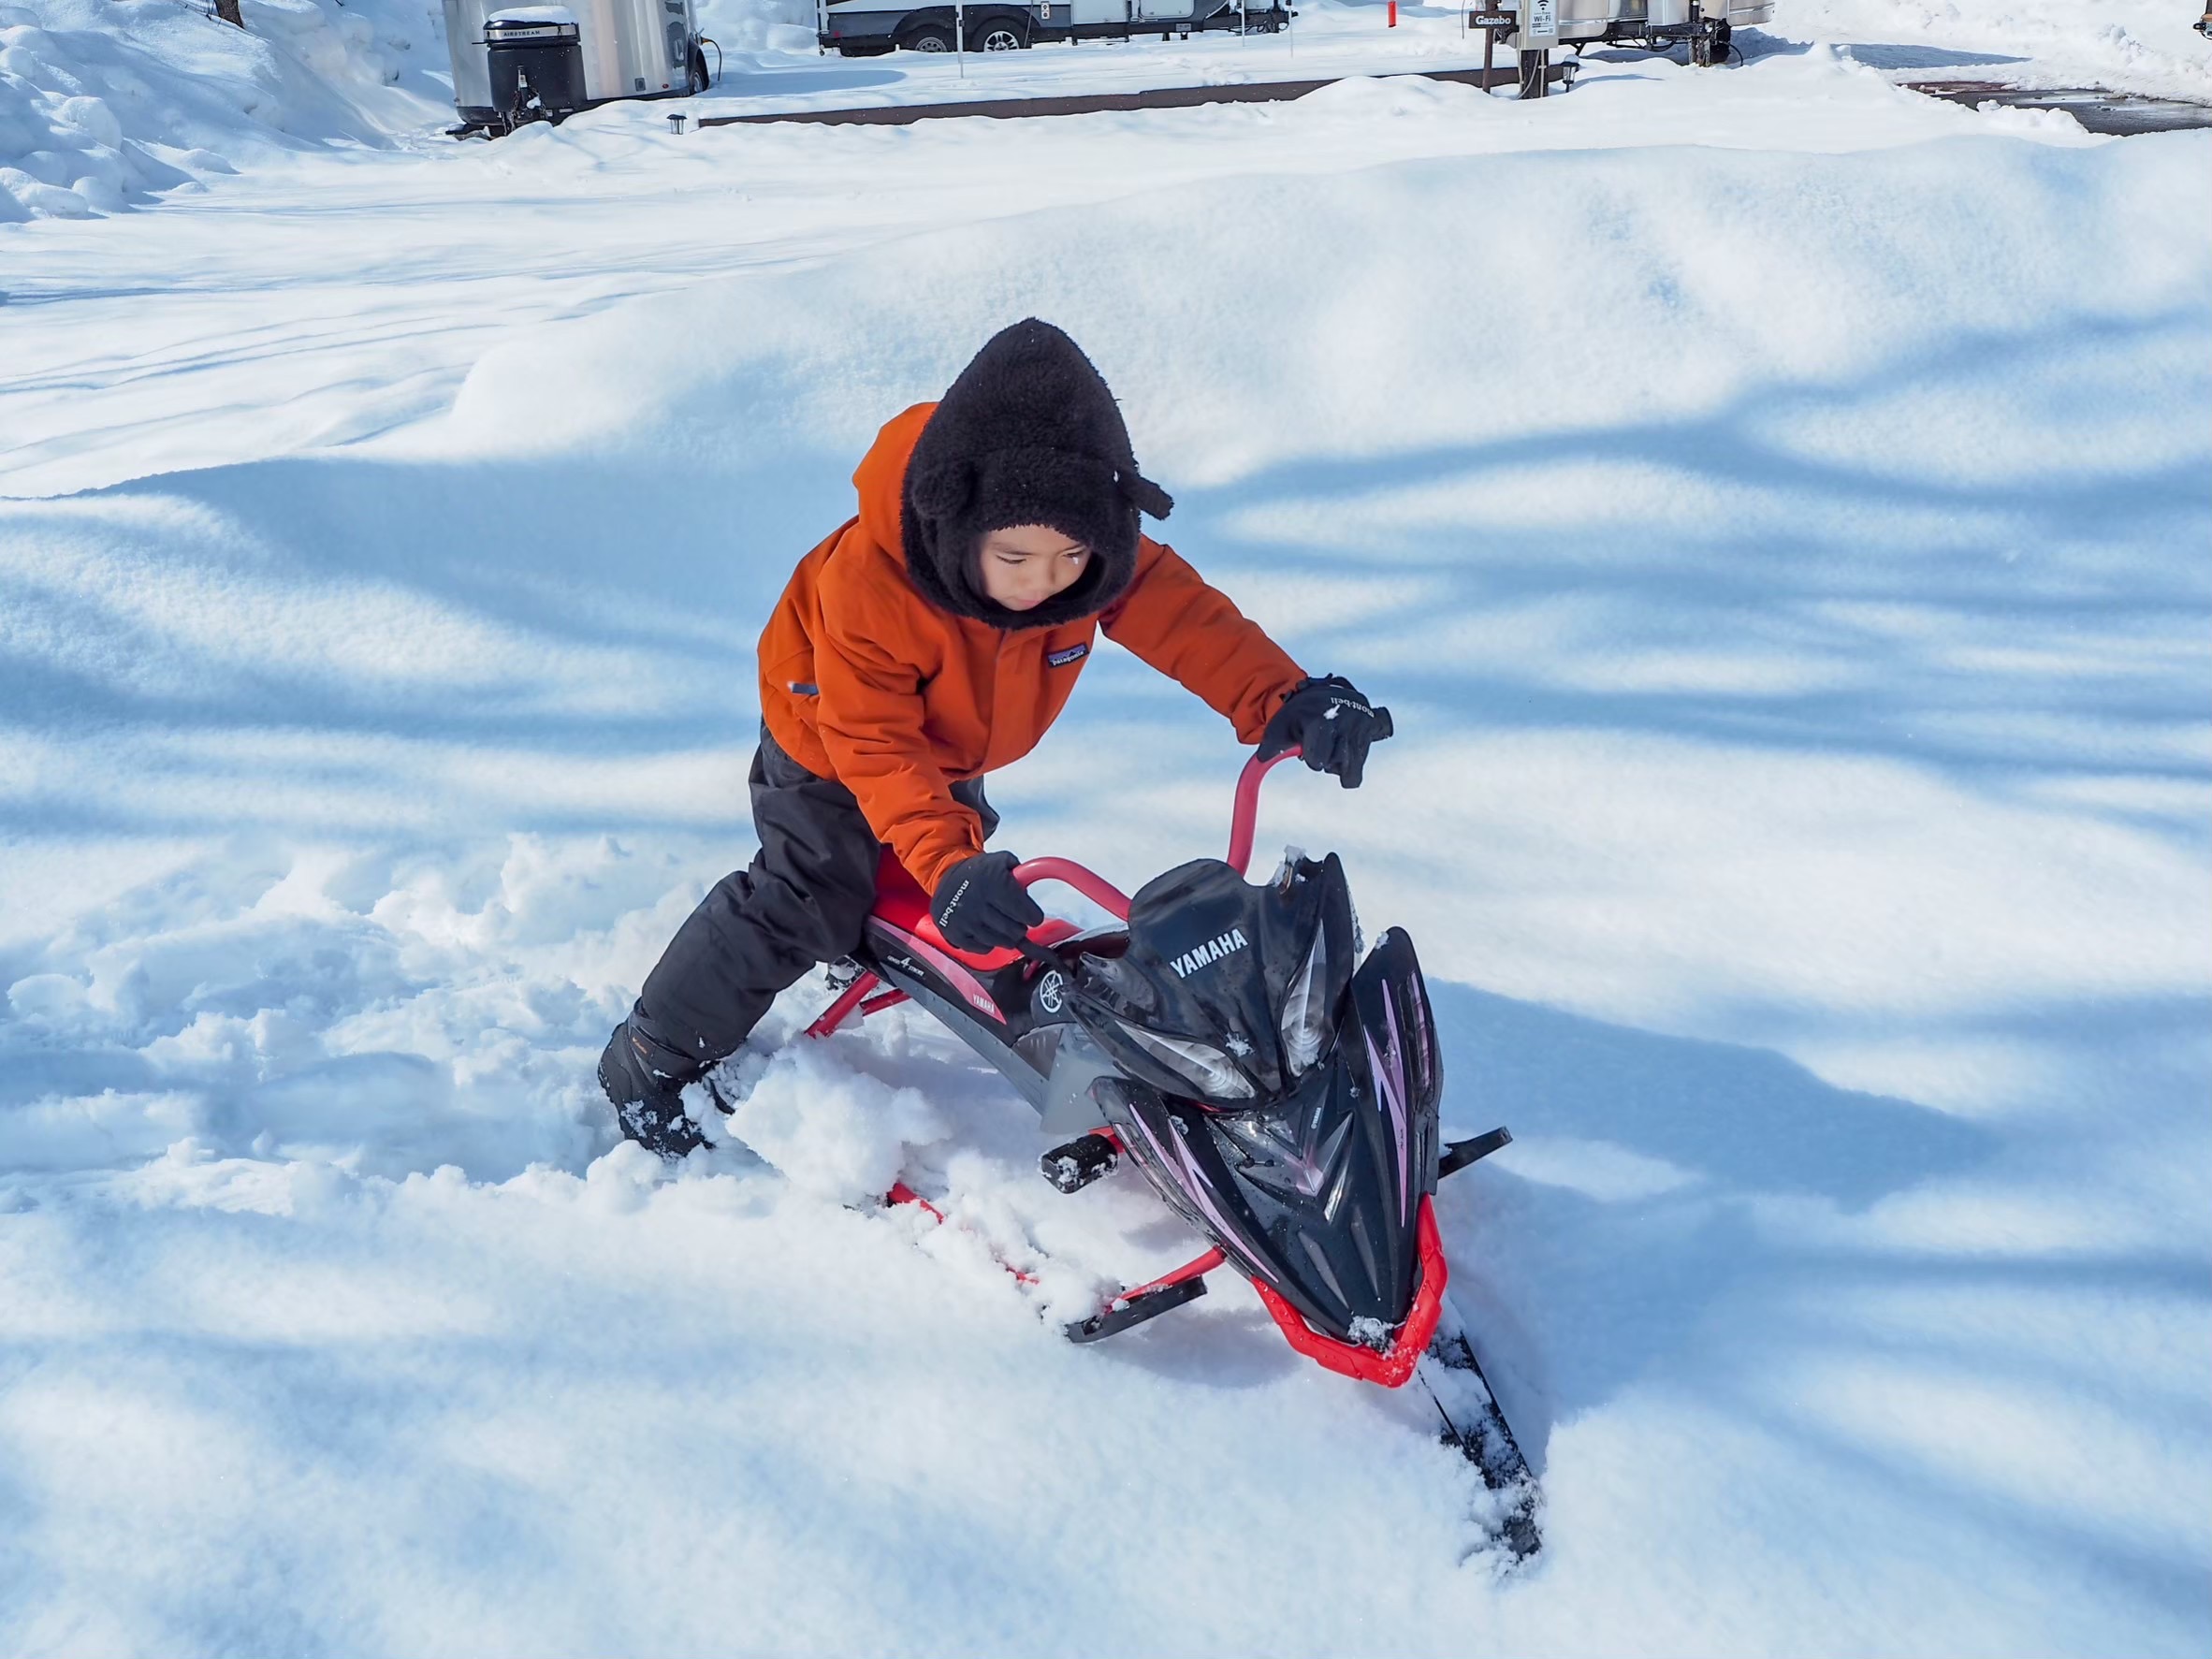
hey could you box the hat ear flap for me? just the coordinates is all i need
[910,458,975,519]
[1118,471,1173,521]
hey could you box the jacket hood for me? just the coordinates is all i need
[859,320,1172,633]
[852,400,935,562]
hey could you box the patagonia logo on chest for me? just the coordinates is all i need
[1170,927,1249,979]
[1046,644,1090,668]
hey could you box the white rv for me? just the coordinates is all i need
[819,0,1288,57]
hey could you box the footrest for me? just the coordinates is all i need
[1040,1132,1118,1194]
[1439,1126,1512,1180]
[1064,1275,1207,1345]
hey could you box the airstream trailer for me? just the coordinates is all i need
[444,0,714,136]
[1520,0,1773,67]
[1476,0,1769,98]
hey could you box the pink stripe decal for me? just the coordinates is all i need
[1370,982,1411,1214]
[1129,1103,1250,1272]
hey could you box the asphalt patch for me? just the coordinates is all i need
[1906,80,2212,136]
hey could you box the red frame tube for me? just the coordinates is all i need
[886,1181,1041,1287]
[806,971,880,1039]
[883,1178,942,1222]
[808,976,911,1039]
[1113,1245,1224,1303]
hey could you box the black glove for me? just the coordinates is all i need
[931,850,1045,953]
[1258,675,1393,788]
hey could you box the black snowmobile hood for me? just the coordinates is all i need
[1068,854,1445,1341]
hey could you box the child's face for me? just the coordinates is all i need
[976,524,1093,613]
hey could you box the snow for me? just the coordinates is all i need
[4,0,2211,1652]
[1793,0,2212,101]
[724,1040,951,1204]
[0,0,449,222]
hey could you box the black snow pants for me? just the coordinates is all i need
[628,725,997,1077]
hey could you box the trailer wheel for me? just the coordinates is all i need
[686,44,709,93]
[899,21,955,50]
[971,18,1026,48]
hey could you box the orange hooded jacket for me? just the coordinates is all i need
[757,403,1306,894]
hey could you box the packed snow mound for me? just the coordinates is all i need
[722,1041,950,1203]
[444,120,2199,493]
[0,0,446,221]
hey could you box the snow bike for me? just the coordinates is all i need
[807,744,1541,1559]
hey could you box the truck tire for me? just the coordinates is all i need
[971,17,1026,48]
[899,21,955,49]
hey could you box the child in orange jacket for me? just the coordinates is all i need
[601,319,1390,1157]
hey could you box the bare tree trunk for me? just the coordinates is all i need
[213,0,244,27]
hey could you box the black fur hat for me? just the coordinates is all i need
[902,319,1174,631]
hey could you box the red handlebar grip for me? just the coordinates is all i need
[1227,746,1301,876]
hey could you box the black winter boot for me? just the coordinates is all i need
[597,1020,706,1161]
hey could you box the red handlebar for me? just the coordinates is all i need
[1019,745,1302,922]
[1012,856,1131,923]
[1227,745,1301,876]
[924,747,1301,968]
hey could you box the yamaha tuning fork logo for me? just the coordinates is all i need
[1169,926,1249,980]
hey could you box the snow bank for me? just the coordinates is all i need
[444,113,2190,486]
[692,0,813,56]
[0,0,446,220]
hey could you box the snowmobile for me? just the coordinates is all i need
[806,743,1540,1558]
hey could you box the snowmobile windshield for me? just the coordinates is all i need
[1068,851,1358,1107]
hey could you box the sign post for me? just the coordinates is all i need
[1517,0,1555,96]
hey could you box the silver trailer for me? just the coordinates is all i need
[1475,0,1773,97]
[1511,0,1772,64]
[1544,0,1773,58]
[444,0,714,136]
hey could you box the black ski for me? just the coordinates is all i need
[1419,1308,1541,1564]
